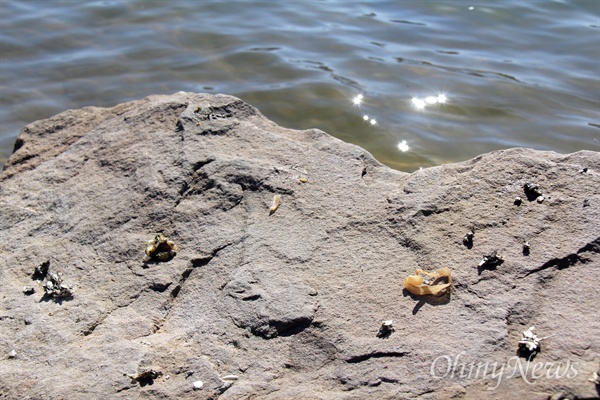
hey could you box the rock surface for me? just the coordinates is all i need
[0,92,599,399]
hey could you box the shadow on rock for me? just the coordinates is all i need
[402,289,451,315]
[39,293,74,304]
[516,347,540,361]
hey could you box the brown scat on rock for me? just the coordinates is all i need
[1,92,599,399]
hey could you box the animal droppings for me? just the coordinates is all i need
[143,234,177,262]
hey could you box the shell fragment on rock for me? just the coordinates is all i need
[377,320,395,338]
[478,251,504,268]
[127,369,163,385]
[41,269,74,299]
[193,380,204,390]
[216,375,239,394]
[518,326,542,353]
[517,326,554,356]
[269,194,281,215]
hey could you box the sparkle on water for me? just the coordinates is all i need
[411,93,448,110]
[1,1,598,174]
[351,92,449,153]
[424,96,438,104]
[398,140,410,152]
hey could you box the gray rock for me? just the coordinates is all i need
[1,92,598,399]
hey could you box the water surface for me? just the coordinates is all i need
[1,0,599,172]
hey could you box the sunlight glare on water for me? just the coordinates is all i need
[0,0,598,172]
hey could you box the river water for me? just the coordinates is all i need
[1,0,598,172]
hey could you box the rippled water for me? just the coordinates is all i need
[1,1,599,172]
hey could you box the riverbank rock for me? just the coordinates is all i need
[1,92,598,399]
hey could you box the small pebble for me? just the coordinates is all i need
[536,195,545,203]
[193,380,204,390]
[221,375,239,381]
[514,197,522,206]
[8,350,17,358]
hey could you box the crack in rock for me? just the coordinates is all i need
[169,243,233,301]
[345,351,411,364]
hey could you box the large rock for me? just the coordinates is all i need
[0,92,598,399]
